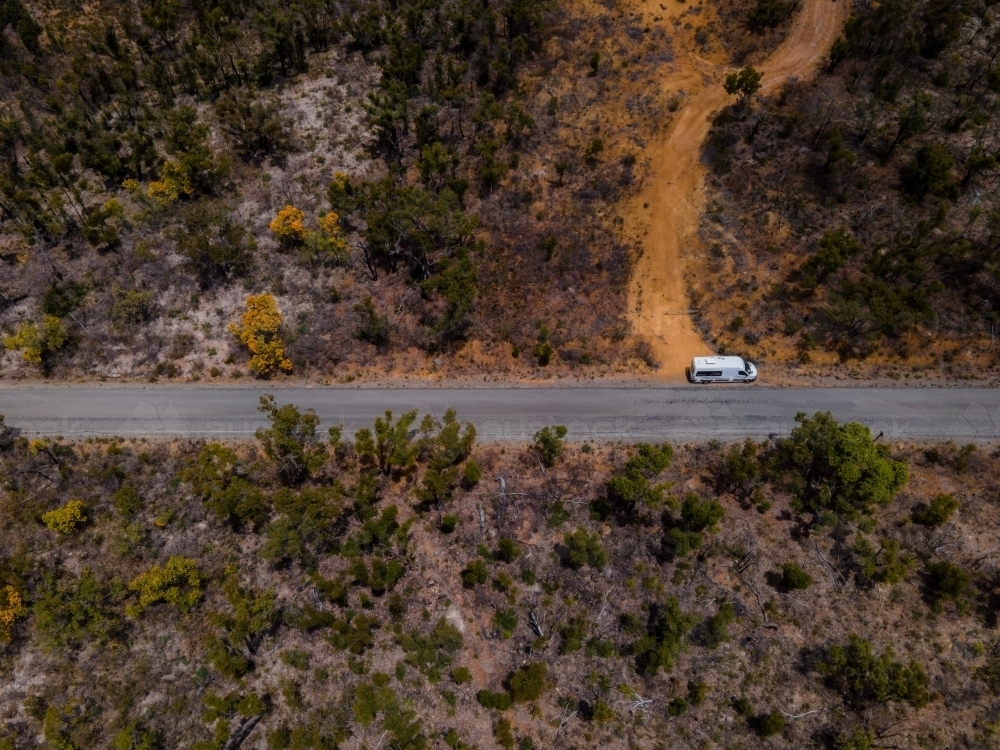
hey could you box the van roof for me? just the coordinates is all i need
[692,356,747,367]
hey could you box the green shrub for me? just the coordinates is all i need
[461,559,488,587]
[533,425,568,467]
[183,443,268,529]
[818,634,930,709]
[508,662,547,702]
[462,460,482,488]
[632,597,698,674]
[664,493,725,556]
[912,493,959,527]
[33,569,124,649]
[280,649,310,670]
[451,666,472,684]
[441,514,459,533]
[901,142,954,197]
[563,527,607,569]
[476,690,512,710]
[496,537,522,563]
[493,608,517,639]
[591,698,614,724]
[396,618,464,681]
[924,559,971,608]
[780,561,813,590]
[607,443,673,512]
[702,602,735,649]
[756,710,786,737]
[558,615,588,654]
[112,484,144,518]
[855,537,914,585]
[328,613,380,654]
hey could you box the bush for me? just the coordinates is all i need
[461,559,488,587]
[507,662,547,702]
[591,698,614,724]
[228,294,293,376]
[0,585,27,642]
[533,425,567,467]
[563,527,607,569]
[924,559,971,608]
[126,556,203,617]
[664,493,725,556]
[702,602,735,648]
[269,204,307,244]
[451,666,472,684]
[33,569,123,649]
[855,537,914,586]
[632,597,699,674]
[41,500,87,534]
[441,514,459,533]
[476,690,512,710]
[112,484,144,518]
[912,493,959,527]
[607,443,673,512]
[818,634,930,709]
[756,710,786,737]
[493,608,517,638]
[4,316,68,366]
[780,561,813,590]
[462,460,482,488]
[496,538,522,563]
[255,395,327,485]
[901,143,954,197]
[558,615,588,654]
[352,296,390,347]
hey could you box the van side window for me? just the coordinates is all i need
[696,371,722,377]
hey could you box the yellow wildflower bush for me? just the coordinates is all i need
[228,294,293,376]
[121,178,140,192]
[4,316,68,365]
[42,499,87,534]
[269,204,307,244]
[0,585,26,641]
[126,556,203,618]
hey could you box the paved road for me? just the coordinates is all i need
[0,384,998,442]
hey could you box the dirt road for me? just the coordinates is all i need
[627,0,849,378]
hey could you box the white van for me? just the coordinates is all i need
[690,356,757,383]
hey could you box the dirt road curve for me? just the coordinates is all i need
[627,0,849,377]
[2,384,999,442]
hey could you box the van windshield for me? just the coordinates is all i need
[741,358,749,371]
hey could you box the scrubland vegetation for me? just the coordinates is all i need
[700,0,1000,376]
[0,403,999,748]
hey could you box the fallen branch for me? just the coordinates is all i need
[780,707,829,720]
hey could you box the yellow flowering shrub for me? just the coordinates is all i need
[269,204,307,243]
[303,211,349,265]
[42,499,87,534]
[0,585,26,641]
[4,316,67,365]
[126,556,203,618]
[228,294,293,376]
[122,178,140,192]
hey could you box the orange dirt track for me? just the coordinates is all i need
[627,0,850,379]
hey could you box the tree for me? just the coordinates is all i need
[229,294,293,376]
[774,412,908,517]
[183,443,268,528]
[724,66,763,107]
[255,395,326,485]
